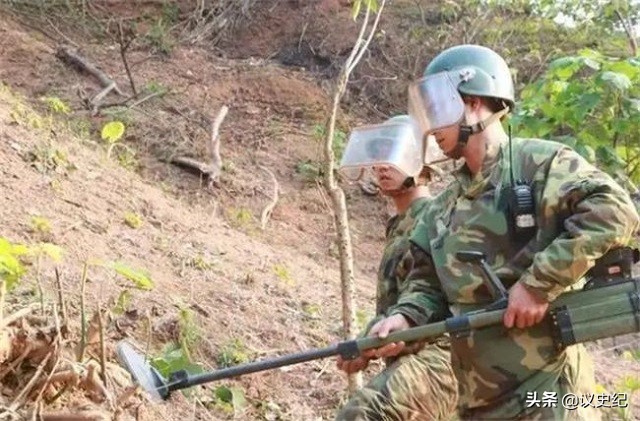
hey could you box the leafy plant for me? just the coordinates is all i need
[273,263,294,286]
[41,96,71,115]
[101,120,134,164]
[144,80,168,95]
[211,385,248,415]
[97,119,138,170]
[101,121,125,143]
[312,124,347,162]
[150,342,204,378]
[144,18,174,55]
[112,289,132,315]
[187,253,215,271]
[618,375,640,393]
[30,216,52,236]
[511,49,640,187]
[216,338,250,368]
[351,0,380,19]
[178,307,201,359]
[26,143,73,174]
[123,211,143,229]
[295,160,322,183]
[0,237,30,291]
[227,208,254,230]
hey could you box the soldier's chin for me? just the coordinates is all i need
[442,146,462,160]
[379,180,402,192]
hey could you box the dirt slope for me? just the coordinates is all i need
[0,15,387,418]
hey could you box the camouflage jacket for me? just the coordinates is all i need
[385,137,640,416]
[361,197,432,337]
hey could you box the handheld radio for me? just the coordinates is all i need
[507,126,536,239]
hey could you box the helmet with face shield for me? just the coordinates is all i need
[339,115,437,188]
[408,44,514,146]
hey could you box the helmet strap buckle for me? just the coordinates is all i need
[456,106,510,146]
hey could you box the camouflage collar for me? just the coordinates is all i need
[453,138,507,199]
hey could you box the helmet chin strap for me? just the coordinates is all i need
[456,107,510,147]
[380,176,416,197]
[380,165,434,197]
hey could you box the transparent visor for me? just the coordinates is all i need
[408,71,465,136]
[338,122,423,181]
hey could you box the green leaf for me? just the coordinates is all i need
[0,238,29,290]
[351,0,378,19]
[33,243,64,262]
[0,253,25,291]
[230,387,248,411]
[41,96,71,114]
[101,121,125,144]
[214,386,248,413]
[113,289,131,315]
[351,0,362,19]
[150,343,204,378]
[600,71,632,91]
[108,261,154,290]
[608,60,640,81]
[548,56,582,80]
[215,386,233,403]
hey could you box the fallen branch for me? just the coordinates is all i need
[89,83,117,115]
[0,304,39,330]
[55,45,124,111]
[0,343,33,380]
[259,166,279,230]
[56,46,124,95]
[8,350,54,412]
[170,105,229,188]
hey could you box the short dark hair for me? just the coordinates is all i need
[461,95,509,113]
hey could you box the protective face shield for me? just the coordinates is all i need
[338,121,424,181]
[407,70,469,136]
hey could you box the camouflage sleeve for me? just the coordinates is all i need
[385,243,449,326]
[519,147,640,302]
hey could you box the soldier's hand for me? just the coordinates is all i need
[504,281,549,329]
[336,352,374,374]
[366,314,411,359]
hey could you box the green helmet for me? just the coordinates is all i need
[424,44,515,111]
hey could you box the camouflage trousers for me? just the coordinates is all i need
[458,344,602,421]
[335,339,459,421]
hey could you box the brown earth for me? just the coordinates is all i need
[0,2,638,420]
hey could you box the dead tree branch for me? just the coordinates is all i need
[56,46,124,96]
[170,105,229,188]
[208,105,228,183]
[615,9,638,56]
[117,20,137,96]
[260,166,279,230]
[55,45,124,113]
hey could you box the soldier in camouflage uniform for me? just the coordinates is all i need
[335,116,458,420]
[361,45,640,420]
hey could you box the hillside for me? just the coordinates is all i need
[0,1,638,420]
